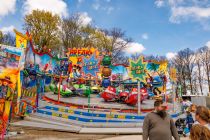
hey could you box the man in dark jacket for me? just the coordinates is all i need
[143,100,180,140]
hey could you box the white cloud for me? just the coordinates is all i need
[0,0,16,18]
[78,12,92,27]
[0,25,15,34]
[168,0,184,7]
[156,0,210,29]
[205,41,210,49]
[23,0,68,17]
[166,52,177,59]
[141,33,149,40]
[125,42,146,54]
[170,6,210,23]
[92,3,100,10]
[155,0,165,8]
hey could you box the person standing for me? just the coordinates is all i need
[194,106,210,130]
[190,124,210,140]
[186,110,194,131]
[190,104,197,121]
[143,100,180,140]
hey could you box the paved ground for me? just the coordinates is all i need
[6,127,190,140]
[7,126,114,140]
[101,135,190,140]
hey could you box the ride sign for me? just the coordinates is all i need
[82,53,100,77]
[128,56,148,82]
[128,56,148,115]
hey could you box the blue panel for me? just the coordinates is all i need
[43,105,181,123]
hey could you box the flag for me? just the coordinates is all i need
[14,29,28,48]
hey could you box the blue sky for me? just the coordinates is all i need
[1,0,210,58]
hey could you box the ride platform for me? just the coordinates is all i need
[43,92,177,114]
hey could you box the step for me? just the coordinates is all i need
[11,119,143,134]
[79,127,142,134]
[30,112,142,128]
[25,115,81,130]
[11,120,81,133]
[37,108,141,123]
[39,99,181,119]
[43,106,144,121]
[39,99,144,117]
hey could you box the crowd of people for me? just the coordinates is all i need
[142,100,210,140]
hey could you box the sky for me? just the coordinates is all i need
[1,0,210,59]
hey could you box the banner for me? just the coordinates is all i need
[82,53,100,78]
[14,29,28,49]
[0,44,24,138]
[25,44,58,73]
[67,47,99,65]
[0,44,25,87]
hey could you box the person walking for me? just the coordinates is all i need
[143,100,180,140]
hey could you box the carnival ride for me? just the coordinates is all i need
[0,29,180,138]
[100,86,149,105]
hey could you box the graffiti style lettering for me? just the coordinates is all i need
[69,49,93,57]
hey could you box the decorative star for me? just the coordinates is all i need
[158,60,168,74]
[82,53,100,77]
[147,62,160,72]
[128,56,148,82]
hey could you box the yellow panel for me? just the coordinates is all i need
[59,108,65,112]
[70,106,77,109]
[52,112,58,117]
[68,110,74,114]
[62,114,68,119]
[118,115,125,119]
[106,114,114,118]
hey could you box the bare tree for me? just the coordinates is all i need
[60,14,96,50]
[130,53,142,61]
[172,48,195,95]
[97,28,132,64]
[1,33,15,46]
[195,48,205,95]
[200,46,210,93]
[182,48,195,95]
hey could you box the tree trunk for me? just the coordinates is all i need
[189,74,193,95]
[206,65,210,93]
[197,61,203,95]
[182,72,187,95]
